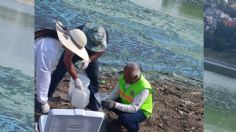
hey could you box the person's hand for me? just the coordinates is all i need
[101,100,116,109]
[74,78,83,90]
[80,60,90,69]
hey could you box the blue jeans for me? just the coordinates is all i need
[111,109,147,132]
[48,50,100,110]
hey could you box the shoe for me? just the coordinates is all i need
[41,102,50,113]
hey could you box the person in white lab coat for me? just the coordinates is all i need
[35,21,89,113]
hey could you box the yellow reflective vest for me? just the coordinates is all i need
[119,74,153,118]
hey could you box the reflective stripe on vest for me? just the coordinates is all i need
[119,89,133,103]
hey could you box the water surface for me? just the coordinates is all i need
[204,71,236,132]
[0,1,34,131]
[35,0,203,79]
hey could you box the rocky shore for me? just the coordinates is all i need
[35,67,203,132]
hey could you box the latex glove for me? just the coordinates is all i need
[101,100,116,109]
[74,78,83,90]
[80,60,90,69]
[41,102,50,114]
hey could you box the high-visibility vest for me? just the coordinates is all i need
[119,75,153,118]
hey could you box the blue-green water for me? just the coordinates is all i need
[0,66,33,131]
[35,0,203,79]
[0,0,34,131]
[204,71,236,132]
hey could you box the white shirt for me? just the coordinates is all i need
[35,37,64,104]
[35,37,64,71]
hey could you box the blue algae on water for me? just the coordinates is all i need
[0,0,34,131]
[35,0,203,79]
[0,65,33,131]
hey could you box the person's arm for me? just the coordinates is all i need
[95,83,119,105]
[107,83,120,100]
[63,49,83,89]
[114,89,149,113]
[89,51,105,62]
[80,51,105,69]
[63,48,77,80]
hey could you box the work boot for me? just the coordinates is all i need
[41,102,50,113]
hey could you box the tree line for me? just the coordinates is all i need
[204,22,236,51]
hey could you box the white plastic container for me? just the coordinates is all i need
[68,73,90,109]
[39,109,105,132]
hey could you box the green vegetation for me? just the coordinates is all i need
[205,22,236,51]
[161,0,204,18]
[162,0,205,7]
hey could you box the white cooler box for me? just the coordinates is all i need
[39,109,105,132]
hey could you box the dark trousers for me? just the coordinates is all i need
[111,109,147,132]
[48,52,100,110]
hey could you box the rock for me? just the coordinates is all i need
[190,92,202,95]
[172,73,178,77]
[159,76,168,80]
[180,99,194,105]
[111,68,118,72]
[159,87,165,91]
[178,110,184,115]
[188,111,195,116]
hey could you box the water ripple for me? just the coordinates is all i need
[35,0,203,79]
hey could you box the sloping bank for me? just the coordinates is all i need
[35,66,203,132]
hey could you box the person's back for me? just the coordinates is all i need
[35,29,58,40]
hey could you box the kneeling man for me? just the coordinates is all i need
[101,62,153,132]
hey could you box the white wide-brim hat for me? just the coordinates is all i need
[56,21,89,61]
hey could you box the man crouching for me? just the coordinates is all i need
[100,62,153,132]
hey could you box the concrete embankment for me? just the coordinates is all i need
[204,58,236,78]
